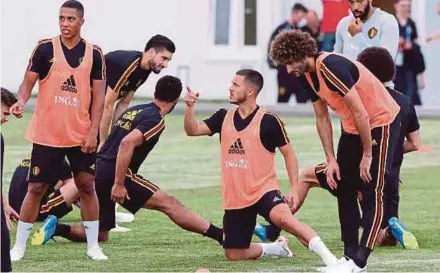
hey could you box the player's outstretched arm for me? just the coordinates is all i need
[113,91,135,125]
[10,71,39,118]
[404,130,420,153]
[278,143,299,211]
[99,86,121,147]
[343,89,372,182]
[112,129,145,204]
[184,88,213,136]
[313,99,335,162]
[313,99,340,188]
[83,78,105,153]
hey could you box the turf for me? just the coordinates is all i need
[2,113,440,272]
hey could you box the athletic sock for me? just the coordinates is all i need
[308,236,337,266]
[266,224,282,242]
[14,221,33,249]
[258,242,289,257]
[344,241,358,260]
[352,246,371,268]
[203,223,223,245]
[83,220,99,249]
[54,223,72,239]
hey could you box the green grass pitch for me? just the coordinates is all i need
[2,113,440,272]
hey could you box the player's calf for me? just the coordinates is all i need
[144,190,223,245]
[269,203,337,266]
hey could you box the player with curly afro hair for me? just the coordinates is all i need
[270,30,317,65]
[268,29,405,273]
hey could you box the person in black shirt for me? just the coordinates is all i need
[8,157,75,223]
[48,76,224,246]
[1,87,20,273]
[254,47,422,252]
[184,70,337,264]
[268,4,310,104]
[99,35,176,148]
[357,47,420,249]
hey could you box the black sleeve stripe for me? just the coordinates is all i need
[320,63,351,95]
[266,112,290,144]
[27,39,51,71]
[143,119,165,141]
[93,45,106,80]
[113,58,140,94]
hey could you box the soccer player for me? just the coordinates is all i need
[8,157,77,224]
[183,69,337,264]
[270,30,400,272]
[334,0,399,60]
[357,47,419,249]
[40,75,224,247]
[256,47,422,251]
[1,88,20,273]
[99,35,175,147]
[9,0,107,261]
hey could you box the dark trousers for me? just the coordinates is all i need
[1,197,12,272]
[382,167,400,228]
[276,66,309,103]
[337,119,399,251]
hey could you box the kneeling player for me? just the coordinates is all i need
[184,69,337,265]
[38,75,224,246]
[8,156,77,224]
[9,156,135,245]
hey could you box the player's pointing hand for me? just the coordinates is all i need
[184,87,199,107]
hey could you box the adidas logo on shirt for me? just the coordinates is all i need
[61,75,78,93]
[229,138,245,155]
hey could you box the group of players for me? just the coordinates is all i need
[0,0,423,272]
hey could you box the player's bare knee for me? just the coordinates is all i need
[277,215,293,231]
[76,181,95,195]
[162,195,183,214]
[27,183,48,197]
[299,167,319,187]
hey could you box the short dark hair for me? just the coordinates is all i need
[145,35,176,53]
[292,3,308,13]
[357,47,395,83]
[1,88,18,108]
[270,30,318,65]
[154,75,182,102]
[61,0,84,17]
[236,69,264,93]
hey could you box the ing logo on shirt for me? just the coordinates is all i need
[368,27,378,39]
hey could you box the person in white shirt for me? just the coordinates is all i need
[334,0,399,60]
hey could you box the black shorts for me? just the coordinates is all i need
[223,190,286,249]
[37,189,73,221]
[28,144,95,185]
[9,184,72,222]
[96,160,159,231]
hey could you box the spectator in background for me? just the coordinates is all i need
[320,0,349,52]
[267,3,309,103]
[302,10,322,51]
[394,0,425,104]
